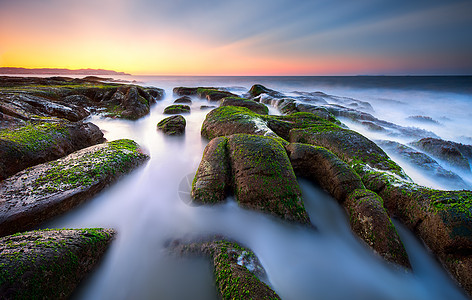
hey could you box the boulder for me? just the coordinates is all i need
[171,239,281,300]
[0,139,149,237]
[286,143,365,203]
[248,84,284,98]
[220,97,269,115]
[345,189,410,267]
[0,121,105,180]
[410,137,471,172]
[227,134,309,224]
[163,104,191,115]
[174,96,193,104]
[0,228,115,299]
[197,88,238,102]
[157,115,186,135]
[192,137,231,204]
[173,87,200,96]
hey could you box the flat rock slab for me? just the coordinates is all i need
[171,239,281,300]
[157,115,186,135]
[0,228,115,299]
[220,97,269,115]
[0,139,149,237]
[0,121,105,180]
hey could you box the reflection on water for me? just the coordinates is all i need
[43,78,470,299]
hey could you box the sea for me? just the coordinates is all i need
[28,75,471,299]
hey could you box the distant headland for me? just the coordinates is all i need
[0,67,131,76]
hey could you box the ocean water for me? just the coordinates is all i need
[38,75,472,299]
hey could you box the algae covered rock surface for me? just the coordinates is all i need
[0,228,115,299]
[157,115,186,135]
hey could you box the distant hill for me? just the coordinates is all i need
[0,67,131,76]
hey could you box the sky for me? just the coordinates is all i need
[1,0,471,75]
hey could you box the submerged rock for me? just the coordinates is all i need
[0,139,149,237]
[410,137,471,172]
[407,115,440,125]
[174,96,193,104]
[157,115,186,135]
[163,104,191,114]
[345,189,410,267]
[220,97,269,115]
[0,121,105,180]
[0,228,115,299]
[171,239,281,300]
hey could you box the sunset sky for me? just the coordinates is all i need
[1,0,471,75]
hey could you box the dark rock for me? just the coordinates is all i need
[410,138,471,172]
[286,143,365,203]
[192,137,231,204]
[248,84,284,98]
[407,115,440,124]
[0,228,115,299]
[119,86,151,120]
[291,91,374,112]
[344,189,410,267]
[157,115,186,135]
[163,104,191,114]
[171,239,281,300]
[197,88,238,102]
[173,87,200,96]
[220,97,269,115]
[361,121,386,131]
[0,139,149,237]
[174,96,193,104]
[200,105,217,110]
[0,121,105,180]
[227,134,309,224]
[377,140,469,189]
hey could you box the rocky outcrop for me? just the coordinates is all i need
[163,104,190,114]
[248,84,284,98]
[171,239,281,300]
[0,121,105,180]
[0,139,149,237]
[377,140,469,189]
[157,115,186,135]
[410,137,471,172]
[0,228,115,299]
[192,134,310,224]
[344,189,410,267]
[197,88,238,102]
[220,97,269,115]
[174,96,193,104]
[173,87,201,96]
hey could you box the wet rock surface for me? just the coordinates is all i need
[0,139,149,237]
[173,96,193,104]
[220,97,269,115]
[0,228,115,299]
[0,121,105,180]
[163,104,191,114]
[157,115,186,135]
[170,238,281,300]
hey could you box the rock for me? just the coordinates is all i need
[345,189,410,267]
[0,139,149,237]
[377,140,469,189]
[170,239,281,300]
[0,228,115,299]
[289,123,409,179]
[227,134,309,224]
[197,88,238,102]
[192,137,231,204]
[355,165,472,295]
[200,105,216,110]
[248,84,284,98]
[173,87,200,96]
[174,96,193,104]
[157,115,186,135]
[410,137,471,172]
[220,97,269,115]
[163,104,191,114]
[407,115,440,125]
[0,121,105,180]
[286,143,365,203]
[119,86,151,120]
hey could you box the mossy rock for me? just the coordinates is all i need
[174,96,193,104]
[163,104,191,115]
[173,87,200,96]
[0,139,149,237]
[248,84,284,98]
[171,239,281,300]
[220,97,269,115]
[286,143,365,203]
[0,121,105,180]
[345,189,410,268]
[192,137,231,204]
[197,88,237,102]
[157,115,186,135]
[227,134,309,224]
[0,228,115,299]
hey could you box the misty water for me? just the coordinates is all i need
[43,76,472,299]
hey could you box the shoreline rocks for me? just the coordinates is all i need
[157,115,186,135]
[0,228,115,299]
[163,104,191,114]
[0,139,149,237]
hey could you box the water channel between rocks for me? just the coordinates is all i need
[44,77,470,300]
